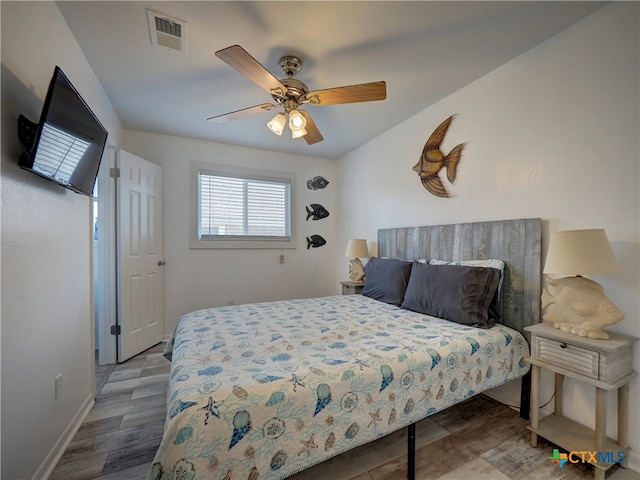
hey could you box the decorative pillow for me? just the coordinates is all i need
[429,259,505,323]
[401,262,500,328]
[361,257,413,306]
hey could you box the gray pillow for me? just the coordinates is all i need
[401,262,500,328]
[361,257,413,306]
[429,259,505,323]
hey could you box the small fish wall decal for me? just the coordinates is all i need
[306,235,326,249]
[307,175,330,190]
[306,204,330,221]
[413,115,465,198]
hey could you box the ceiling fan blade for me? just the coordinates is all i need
[306,81,386,106]
[207,103,276,123]
[299,110,324,145]
[215,45,288,96]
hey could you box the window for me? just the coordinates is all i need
[199,173,290,239]
[191,163,296,249]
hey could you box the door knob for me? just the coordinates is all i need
[157,260,166,266]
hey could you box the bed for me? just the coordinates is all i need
[147,218,541,480]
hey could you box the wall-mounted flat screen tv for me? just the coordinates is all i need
[18,66,108,197]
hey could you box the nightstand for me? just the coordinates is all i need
[525,322,638,480]
[340,281,364,295]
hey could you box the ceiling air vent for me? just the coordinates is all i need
[146,9,186,53]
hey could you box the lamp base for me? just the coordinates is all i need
[541,276,624,339]
[348,258,365,284]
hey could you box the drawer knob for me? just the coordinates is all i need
[560,342,568,349]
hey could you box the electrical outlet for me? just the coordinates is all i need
[228,299,235,306]
[279,254,285,264]
[54,374,62,400]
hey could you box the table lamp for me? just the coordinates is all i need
[542,229,623,339]
[345,239,369,284]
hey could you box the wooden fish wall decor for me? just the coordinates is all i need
[413,115,465,198]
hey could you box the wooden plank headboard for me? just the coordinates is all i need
[378,218,541,339]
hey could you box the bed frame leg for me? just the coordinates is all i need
[407,422,416,480]
[520,369,531,420]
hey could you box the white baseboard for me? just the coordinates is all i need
[483,388,516,408]
[484,383,554,416]
[625,452,639,474]
[33,393,95,480]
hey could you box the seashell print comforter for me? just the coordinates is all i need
[147,294,530,480]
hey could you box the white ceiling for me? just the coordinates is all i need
[56,1,607,160]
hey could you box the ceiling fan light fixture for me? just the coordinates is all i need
[211,45,387,145]
[291,127,308,139]
[267,112,286,136]
[288,109,306,131]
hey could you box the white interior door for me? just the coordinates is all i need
[117,150,164,362]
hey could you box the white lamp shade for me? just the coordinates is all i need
[289,110,306,130]
[291,127,307,139]
[344,239,369,259]
[267,113,286,135]
[543,229,620,275]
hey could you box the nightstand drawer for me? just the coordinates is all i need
[534,337,599,379]
[340,281,364,295]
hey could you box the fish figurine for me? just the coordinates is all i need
[412,115,465,198]
[306,204,330,221]
[307,175,330,190]
[306,235,326,249]
[541,276,624,339]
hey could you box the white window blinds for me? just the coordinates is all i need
[198,171,291,241]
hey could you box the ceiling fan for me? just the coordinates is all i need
[207,45,387,145]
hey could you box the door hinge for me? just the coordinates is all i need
[109,167,120,178]
[110,325,121,335]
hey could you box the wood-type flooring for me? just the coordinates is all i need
[51,344,639,480]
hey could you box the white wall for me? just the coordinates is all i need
[1,1,637,478]
[337,2,639,470]
[123,131,338,334]
[0,2,124,478]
